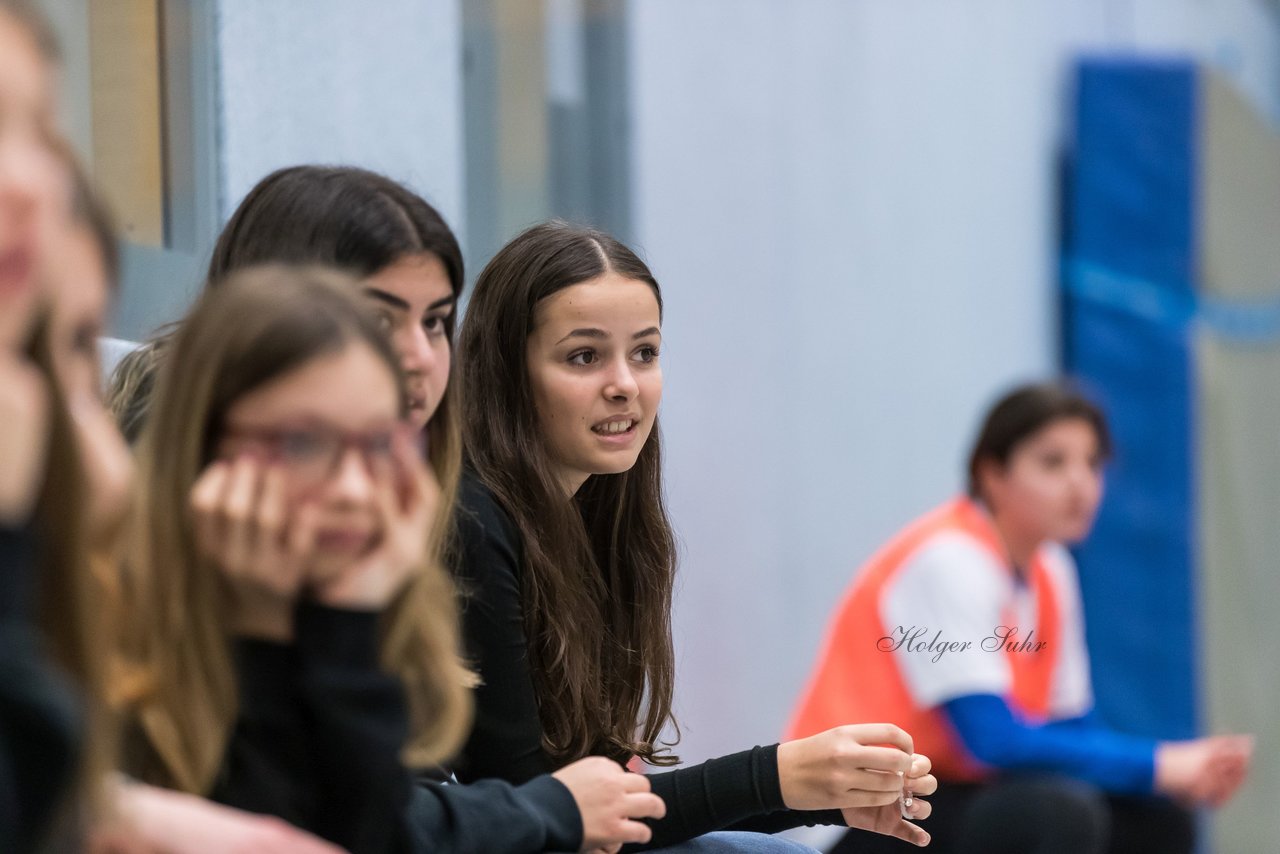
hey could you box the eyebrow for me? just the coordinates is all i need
[556,326,662,345]
[364,288,456,314]
[364,288,410,312]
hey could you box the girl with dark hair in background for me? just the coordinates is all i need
[453,220,937,852]
[788,382,1254,854]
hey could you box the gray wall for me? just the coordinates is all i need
[217,0,465,229]
[103,0,467,342]
[627,5,1279,850]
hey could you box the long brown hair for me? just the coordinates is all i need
[28,314,115,821]
[38,150,129,820]
[25,89,121,831]
[125,266,471,793]
[457,220,678,767]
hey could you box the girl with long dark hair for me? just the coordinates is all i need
[453,220,938,851]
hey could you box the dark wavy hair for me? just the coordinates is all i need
[967,381,1112,500]
[457,220,679,767]
[110,165,464,520]
[206,165,463,338]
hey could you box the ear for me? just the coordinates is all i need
[975,457,1006,505]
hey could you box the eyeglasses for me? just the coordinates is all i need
[220,422,414,487]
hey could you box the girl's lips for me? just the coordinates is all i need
[591,418,640,445]
[315,529,374,551]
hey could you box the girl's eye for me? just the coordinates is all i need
[1039,452,1065,470]
[568,350,597,366]
[635,346,659,363]
[278,431,329,461]
[375,312,395,333]
[363,432,396,460]
[422,314,447,337]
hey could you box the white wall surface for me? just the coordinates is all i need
[628,0,1280,784]
[217,0,465,231]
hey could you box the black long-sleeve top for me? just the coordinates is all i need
[449,472,845,850]
[0,524,82,854]
[207,600,583,854]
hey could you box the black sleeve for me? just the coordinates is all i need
[296,601,591,854]
[212,604,417,854]
[210,638,314,827]
[0,524,82,852]
[449,477,845,847]
[294,602,416,854]
[624,744,844,850]
[408,774,583,853]
[450,478,555,785]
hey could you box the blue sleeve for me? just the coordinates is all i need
[942,694,1158,795]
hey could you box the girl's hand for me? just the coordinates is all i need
[777,723,916,811]
[551,756,666,852]
[0,354,48,524]
[1156,734,1253,808]
[841,752,935,848]
[190,456,316,641]
[310,429,439,611]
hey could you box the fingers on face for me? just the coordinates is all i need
[370,452,402,525]
[286,500,319,570]
[257,465,289,554]
[191,457,310,590]
[220,455,267,570]
[392,425,438,517]
[190,460,241,566]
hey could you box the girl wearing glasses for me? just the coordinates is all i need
[123,266,455,852]
[122,261,660,853]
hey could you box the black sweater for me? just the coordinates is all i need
[449,472,845,850]
[205,601,583,854]
[0,524,82,854]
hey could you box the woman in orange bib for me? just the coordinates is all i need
[788,383,1252,854]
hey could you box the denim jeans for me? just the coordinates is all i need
[649,831,822,853]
